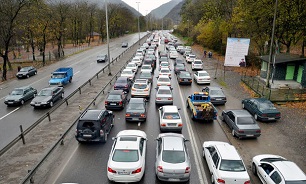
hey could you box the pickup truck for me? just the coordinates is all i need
[49,67,73,86]
[186,92,217,121]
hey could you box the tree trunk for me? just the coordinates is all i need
[302,37,305,57]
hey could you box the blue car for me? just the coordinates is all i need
[242,98,281,121]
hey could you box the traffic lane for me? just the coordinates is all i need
[53,54,200,184]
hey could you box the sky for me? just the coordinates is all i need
[122,0,172,16]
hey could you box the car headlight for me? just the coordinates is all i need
[30,101,35,105]
[15,99,21,102]
[41,101,48,104]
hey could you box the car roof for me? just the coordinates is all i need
[129,98,145,103]
[230,110,252,117]
[158,75,170,78]
[109,90,124,95]
[162,105,179,113]
[215,143,242,160]
[162,136,184,151]
[80,109,104,120]
[15,86,31,90]
[42,86,58,90]
[116,76,128,80]
[272,161,306,180]
[250,98,271,103]
[123,68,132,71]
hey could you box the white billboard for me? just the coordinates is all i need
[224,38,250,67]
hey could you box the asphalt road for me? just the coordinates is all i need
[0,33,147,151]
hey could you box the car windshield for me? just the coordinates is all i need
[38,89,52,96]
[132,59,140,62]
[11,89,23,95]
[158,89,171,95]
[20,68,29,72]
[116,79,126,83]
[122,70,132,74]
[142,66,151,69]
[199,73,209,77]
[219,160,246,171]
[134,84,147,89]
[158,78,170,82]
[98,55,106,59]
[161,70,169,73]
[190,55,196,58]
[128,103,145,110]
[140,73,151,78]
[180,72,191,77]
[194,61,202,64]
[112,149,139,162]
[107,94,121,100]
[237,117,256,124]
[163,112,180,119]
[259,102,277,110]
[176,65,185,69]
[160,63,168,66]
[162,150,185,163]
[210,90,224,96]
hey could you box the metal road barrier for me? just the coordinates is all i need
[19,34,149,184]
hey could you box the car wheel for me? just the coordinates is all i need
[50,101,54,107]
[61,93,64,99]
[26,74,29,78]
[102,132,107,143]
[242,103,245,109]
[252,163,257,176]
[254,114,258,120]
[69,77,72,83]
[34,71,37,75]
[211,174,215,184]
[192,114,196,120]
[232,129,236,137]
[20,99,25,105]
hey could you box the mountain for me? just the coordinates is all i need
[163,0,184,24]
[149,0,183,19]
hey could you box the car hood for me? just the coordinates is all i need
[16,71,27,75]
[5,95,23,101]
[32,96,52,102]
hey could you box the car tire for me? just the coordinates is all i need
[20,99,25,105]
[69,77,72,83]
[211,174,215,184]
[232,129,236,137]
[61,93,64,99]
[50,101,54,107]
[26,74,29,78]
[242,103,245,109]
[34,71,37,75]
[252,163,257,176]
[254,114,258,120]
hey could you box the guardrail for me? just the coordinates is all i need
[0,34,149,157]
[18,34,149,184]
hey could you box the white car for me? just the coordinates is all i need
[159,68,171,77]
[156,75,171,86]
[159,61,170,70]
[158,105,183,132]
[169,51,179,59]
[203,141,250,184]
[135,52,144,61]
[193,70,211,84]
[155,86,173,105]
[125,62,138,73]
[134,79,150,85]
[147,49,155,55]
[141,65,153,73]
[107,130,147,183]
[192,59,203,70]
[121,69,135,80]
[252,154,306,184]
[183,50,191,58]
[186,54,196,63]
[131,82,151,99]
[131,57,142,66]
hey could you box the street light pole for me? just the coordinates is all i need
[105,0,111,76]
[265,0,278,87]
[136,2,140,45]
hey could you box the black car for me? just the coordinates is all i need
[97,54,108,63]
[16,66,37,79]
[30,86,64,108]
[139,71,153,83]
[202,86,227,105]
[125,98,147,122]
[174,58,185,66]
[4,86,37,106]
[177,71,192,85]
[174,63,187,74]
[122,42,128,48]
[114,76,132,93]
[75,109,114,143]
[105,90,127,110]
[143,58,155,69]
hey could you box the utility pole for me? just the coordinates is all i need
[105,0,111,75]
[265,0,278,87]
[136,2,141,45]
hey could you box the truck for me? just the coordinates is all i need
[49,67,73,86]
[186,92,217,121]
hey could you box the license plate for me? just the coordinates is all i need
[216,98,222,100]
[169,178,180,182]
[167,123,176,126]
[83,134,92,138]
[268,117,275,120]
[35,104,41,106]
[110,103,116,105]
[8,102,14,104]
[184,79,188,81]
[246,135,254,137]
[132,118,139,120]
[118,171,129,175]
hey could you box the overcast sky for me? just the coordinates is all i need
[122,0,171,16]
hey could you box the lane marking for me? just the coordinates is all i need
[178,88,207,184]
[74,71,80,75]
[0,107,20,121]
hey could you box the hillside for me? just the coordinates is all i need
[149,0,182,19]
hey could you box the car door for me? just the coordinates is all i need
[257,163,275,184]
[53,88,61,101]
[268,170,284,184]
[224,111,234,128]
[139,138,146,171]
[248,100,257,115]
[194,72,198,80]
[103,111,111,133]
[24,88,31,101]
[155,138,162,173]
[158,107,163,125]
[204,146,216,173]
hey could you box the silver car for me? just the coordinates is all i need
[155,86,173,105]
[221,110,261,139]
[155,133,191,182]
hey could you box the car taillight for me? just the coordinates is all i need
[276,113,280,117]
[161,123,166,127]
[168,97,173,100]
[132,88,136,91]
[125,84,128,88]
[144,88,149,91]
[256,130,261,133]
[100,130,104,136]
[132,167,142,174]
[238,130,244,133]
[244,180,250,184]
[108,167,116,173]
[207,77,211,80]
[75,129,78,135]
[126,113,130,117]
[178,123,183,127]
[262,114,267,117]
[105,101,108,105]
[157,166,163,173]
[185,167,190,173]
[156,98,161,100]
[157,84,161,86]
[119,101,123,105]
[217,178,225,184]
[167,84,171,86]
[140,114,146,118]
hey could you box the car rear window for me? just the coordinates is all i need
[158,78,170,82]
[162,150,185,163]
[163,112,180,119]
[210,90,224,96]
[180,73,191,77]
[199,73,209,77]
[219,160,246,172]
[158,89,171,95]
[128,103,145,110]
[113,149,139,162]
[77,121,99,129]
[107,94,121,100]
[194,61,202,64]
[237,117,256,124]
[134,84,148,89]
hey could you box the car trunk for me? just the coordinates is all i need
[218,170,250,183]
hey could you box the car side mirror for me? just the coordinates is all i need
[158,107,162,110]
[109,111,113,115]
[184,139,190,142]
[178,108,181,110]
[170,87,173,90]
[112,137,116,140]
